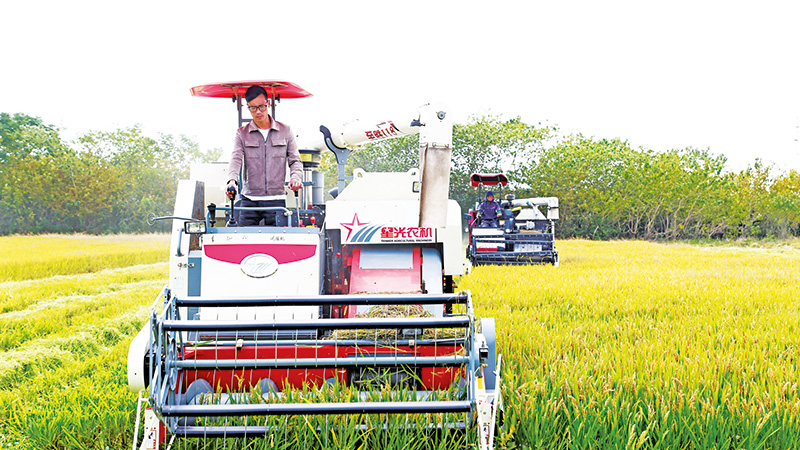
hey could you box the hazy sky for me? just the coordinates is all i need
[1,1,798,172]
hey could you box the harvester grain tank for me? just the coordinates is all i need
[127,81,503,449]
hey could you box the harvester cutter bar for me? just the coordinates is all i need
[472,235,554,244]
[473,254,555,265]
[173,421,468,438]
[172,355,469,370]
[161,400,472,417]
[163,316,470,332]
[188,338,468,346]
[175,292,468,307]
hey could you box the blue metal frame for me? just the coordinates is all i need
[145,289,491,438]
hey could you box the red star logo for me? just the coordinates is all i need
[340,213,369,242]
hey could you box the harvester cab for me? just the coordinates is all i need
[128,81,503,449]
[466,173,560,266]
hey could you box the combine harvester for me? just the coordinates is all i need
[466,173,559,266]
[127,81,502,449]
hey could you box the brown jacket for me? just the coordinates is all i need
[227,118,303,197]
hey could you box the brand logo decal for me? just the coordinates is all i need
[365,121,402,140]
[240,253,279,278]
[340,213,370,242]
[340,213,435,243]
[380,226,434,242]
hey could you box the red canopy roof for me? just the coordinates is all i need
[190,81,312,99]
[470,173,508,187]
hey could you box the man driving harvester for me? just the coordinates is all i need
[226,85,303,226]
[477,190,501,227]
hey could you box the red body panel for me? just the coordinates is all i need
[348,246,422,294]
[204,243,317,264]
[182,345,345,391]
[181,343,463,392]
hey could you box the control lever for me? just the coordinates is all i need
[226,185,238,227]
[207,203,216,227]
[294,189,301,226]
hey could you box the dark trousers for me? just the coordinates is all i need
[238,198,286,226]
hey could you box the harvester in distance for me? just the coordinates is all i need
[466,173,559,266]
[127,81,503,449]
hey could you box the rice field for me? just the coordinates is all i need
[0,234,170,450]
[0,235,798,449]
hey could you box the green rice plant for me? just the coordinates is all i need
[3,236,800,449]
[0,234,168,449]
[460,239,800,449]
[0,271,166,352]
[0,262,167,314]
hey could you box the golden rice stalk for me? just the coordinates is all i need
[327,304,462,340]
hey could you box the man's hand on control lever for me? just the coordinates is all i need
[288,179,302,191]
[226,180,237,199]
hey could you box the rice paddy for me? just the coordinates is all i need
[0,235,798,449]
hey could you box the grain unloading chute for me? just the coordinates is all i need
[127,81,502,449]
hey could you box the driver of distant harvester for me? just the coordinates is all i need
[477,191,501,227]
[226,85,303,226]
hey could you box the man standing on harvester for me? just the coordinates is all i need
[226,85,303,226]
[478,190,501,227]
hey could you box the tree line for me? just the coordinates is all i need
[332,116,800,240]
[0,113,219,234]
[2,112,798,239]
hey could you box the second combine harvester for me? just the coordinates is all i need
[127,81,503,449]
[466,173,559,267]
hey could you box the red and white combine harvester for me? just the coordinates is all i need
[127,81,502,449]
[466,173,559,266]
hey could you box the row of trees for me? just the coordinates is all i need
[0,113,219,234]
[525,136,800,239]
[331,116,800,239]
[2,112,798,238]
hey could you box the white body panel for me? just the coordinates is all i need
[169,179,199,300]
[510,197,559,220]
[298,111,421,151]
[326,169,463,276]
[192,230,323,321]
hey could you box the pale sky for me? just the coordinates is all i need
[1,1,798,173]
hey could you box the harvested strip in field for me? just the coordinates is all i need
[0,304,151,388]
[0,279,161,320]
[0,233,168,282]
[0,262,167,313]
[0,279,164,352]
